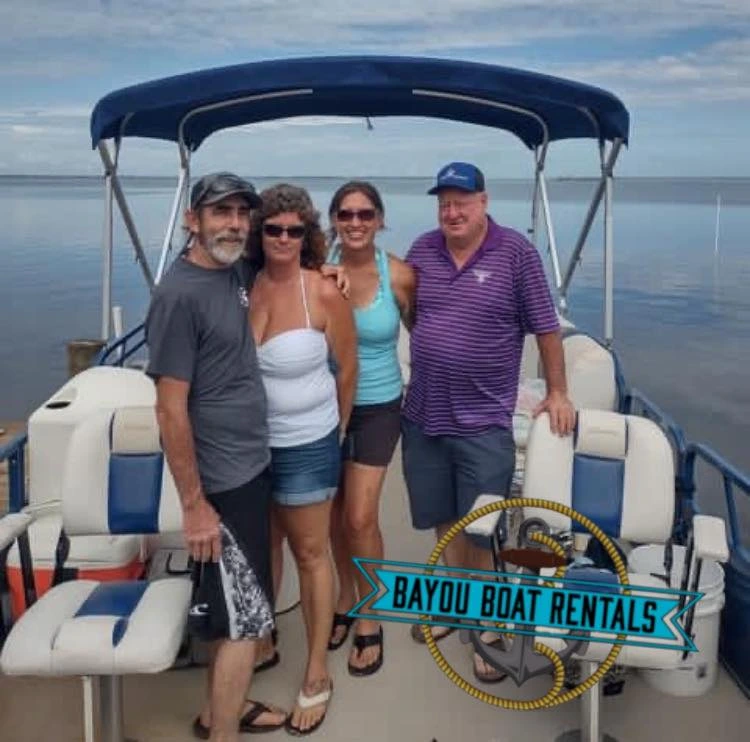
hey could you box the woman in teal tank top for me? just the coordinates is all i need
[326,181,415,676]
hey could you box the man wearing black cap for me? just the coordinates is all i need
[146,172,288,740]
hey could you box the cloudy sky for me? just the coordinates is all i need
[1,0,749,178]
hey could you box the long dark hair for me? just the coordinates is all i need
[327,180,385,245]
[246,183,327,270]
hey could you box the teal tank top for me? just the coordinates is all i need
[329,247,403,405]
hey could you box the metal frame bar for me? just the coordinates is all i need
[555,660,617,741]
[412,89,551,146]
[176,88,314,146]
[0,432,28,513]
[99,675,125,742]
[535,146,564,304]
[98,142,154,310]
[559,139,623,312]
[686,442,750,558]
[529,145,542,246]
[155,146,191,284]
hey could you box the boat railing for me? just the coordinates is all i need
[686,442,750,563]
[96,322,146,367]
[0,433,28,514]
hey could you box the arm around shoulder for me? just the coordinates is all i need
[388,253,417,330]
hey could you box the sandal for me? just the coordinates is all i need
[284,682,333,736]
[327,612,355,650]
[192,700,288,738]
[410,621,455,644]
[254,650,280,673]
[347,626,383,677]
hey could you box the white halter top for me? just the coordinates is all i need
[256,271,339,447]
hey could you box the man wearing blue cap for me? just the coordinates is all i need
[402,161,575,682]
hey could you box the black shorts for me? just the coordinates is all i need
[187,468,274,642]
[341,396,402,467]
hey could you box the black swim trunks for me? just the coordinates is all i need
[187,468,274,641]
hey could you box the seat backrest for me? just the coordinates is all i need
[61,406,182,537]
[519,330,620,411]
[523,409,674,543]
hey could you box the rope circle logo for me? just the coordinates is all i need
[418,497,626,710]
[351,497,702,710]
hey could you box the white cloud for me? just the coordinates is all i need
[2,1,748,50]
[1,1,749,174]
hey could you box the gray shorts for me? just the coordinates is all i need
[401,417,515,532]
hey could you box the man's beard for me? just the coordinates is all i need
[204,230,246,265]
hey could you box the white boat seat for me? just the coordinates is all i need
[0,406,188,742]
[469,409,729,740]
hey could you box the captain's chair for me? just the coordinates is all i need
[468,409,729,741]
[0,406,190,742]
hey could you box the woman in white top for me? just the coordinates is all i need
[247,184,357,736]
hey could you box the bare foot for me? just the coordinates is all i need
[473,631,507,683]
[410,621,456,643]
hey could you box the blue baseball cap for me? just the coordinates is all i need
[427,162,486,195]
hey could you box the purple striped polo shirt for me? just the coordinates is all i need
[403,216,559,435]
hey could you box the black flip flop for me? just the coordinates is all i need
[347,626,384,677]
[327,612,355,650]
[192,700,288,738]
[254,650,280,673]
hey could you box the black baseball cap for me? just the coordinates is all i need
[190,171,262,210]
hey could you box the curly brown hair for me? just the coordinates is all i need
[246,183,327,270]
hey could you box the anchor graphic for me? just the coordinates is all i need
[460,518,589,685]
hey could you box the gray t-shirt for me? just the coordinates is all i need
[145,257,270,495]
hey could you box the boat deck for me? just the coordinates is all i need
[1,455,748,741]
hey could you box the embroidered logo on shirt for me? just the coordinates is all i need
[472,269,492,284]
[238,287,249,307]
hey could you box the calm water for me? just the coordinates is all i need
[1,175,749,528]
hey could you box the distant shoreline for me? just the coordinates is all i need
[2,174,750,183]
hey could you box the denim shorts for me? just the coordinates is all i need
[270,427,340,507]
[401,417,516,532]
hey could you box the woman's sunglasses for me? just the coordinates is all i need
[263,223,306,239]
[336,208,376,223]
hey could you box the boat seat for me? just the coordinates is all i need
[517,330,620,445]
[468,409,729,740]
[0,406,189,742]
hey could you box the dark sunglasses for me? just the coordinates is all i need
[263,223,306,239]
[336,208,377,222]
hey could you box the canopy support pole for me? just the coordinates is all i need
[529,146,542,247]
[100,143,115,340]
[559,139,622,315]
[603,143,616,347]
[534,144,563,309]
[155,144,191,284]
[97,142,155,293]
